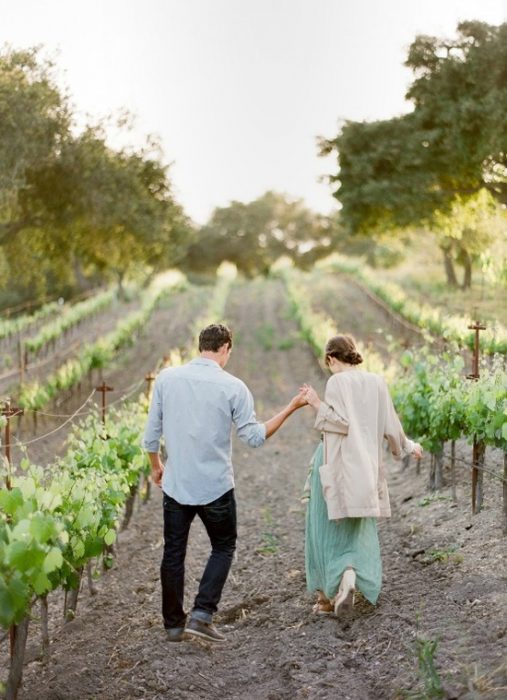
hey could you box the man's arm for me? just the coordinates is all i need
[143,379,164,487]
[147,452,164,487]
[264,391,307,439]
[234,384,307,446]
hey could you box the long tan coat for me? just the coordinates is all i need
[314,368,415,521]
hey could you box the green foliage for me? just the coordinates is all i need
[184,192,338,277]
[0,47,193,303]
[392,351,506,453]
[0,301,60,342]
[0,399,149,629]
[411,636,445,699]
[18,274,184,411]
[284,266,506,455]
[24,288,119,356]
[322,21,507,285]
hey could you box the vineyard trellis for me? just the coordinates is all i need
[328,256,507,355]
[280,267,507,531]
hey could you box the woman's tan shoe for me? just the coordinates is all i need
[333,568,356,615]
[312,601,334,615]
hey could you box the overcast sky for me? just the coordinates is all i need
[2,0,506,223]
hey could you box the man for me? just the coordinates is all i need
[143,323,307,643]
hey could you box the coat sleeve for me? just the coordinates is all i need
[314,378,349,434]
[383,380,415,458]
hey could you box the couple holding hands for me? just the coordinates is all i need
[143,323,422,643]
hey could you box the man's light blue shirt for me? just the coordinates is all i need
[143,358,266,504]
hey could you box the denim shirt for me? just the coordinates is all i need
[143,358,266,504]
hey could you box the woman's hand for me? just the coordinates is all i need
[301,383,321,410]
[412,443,423,460]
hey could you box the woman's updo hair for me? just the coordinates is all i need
[325,334,363,366]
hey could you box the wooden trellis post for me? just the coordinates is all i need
[1,400,24,490]
[95,382,113,425]
[1,400,25,678]
[144,372,156,399]
[467,320,486,515]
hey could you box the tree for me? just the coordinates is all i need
[184,192,337,276]
[321,21,507,287]
[0,47,70,244]
[0,46,193,303]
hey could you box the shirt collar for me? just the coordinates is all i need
[190,358,222,369]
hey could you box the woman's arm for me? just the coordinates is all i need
[383,380,422,458]
[302,383,349,435]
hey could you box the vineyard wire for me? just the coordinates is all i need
[441,450,506,483]
[98,378,145,409]
[0,339,80,383]
[7,389,97,448]
[27,378,145,418]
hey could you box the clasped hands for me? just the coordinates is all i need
[289,383,320,411]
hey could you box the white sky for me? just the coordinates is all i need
[2,0,506,224]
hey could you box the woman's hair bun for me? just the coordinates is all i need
[325,334,363,365]
[345,350,363,365]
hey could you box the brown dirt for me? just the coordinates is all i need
[4,277,507,699]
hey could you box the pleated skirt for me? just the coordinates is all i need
[305,441,382,604]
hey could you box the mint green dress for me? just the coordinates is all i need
[305,441,382,605]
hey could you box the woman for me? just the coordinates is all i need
[301,334,422,615]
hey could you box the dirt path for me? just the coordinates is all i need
[14,277,507,699]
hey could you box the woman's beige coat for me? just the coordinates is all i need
[315,368,414,521]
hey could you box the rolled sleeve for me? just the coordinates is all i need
[314,401,349,434]
[232,383,266,448]
[143,378,163,452]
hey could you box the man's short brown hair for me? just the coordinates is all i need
[198,324,233,352]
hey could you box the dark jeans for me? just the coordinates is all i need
[161,489,237,629]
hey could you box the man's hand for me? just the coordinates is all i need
[148,453,164,487]
[289,388,308,410]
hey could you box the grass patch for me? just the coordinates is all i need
[418,495,453,508]
[426,546,463,565]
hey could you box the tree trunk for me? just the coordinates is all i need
[86,560,98,596]
[116,270,126,301]
[441,247,458,288]
[121,483,138,531]
[472,440,486,514]
[428,446,444,491]
[460,248,473,289]
[40,595,50,664]
[6,617,30,700]
[450,440,457,503]
[64,567,83,621]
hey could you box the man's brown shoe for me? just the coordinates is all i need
[186,618,226,643]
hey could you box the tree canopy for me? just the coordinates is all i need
[184,191,339,277]
[0,47,192,305]
[321,20,507,287]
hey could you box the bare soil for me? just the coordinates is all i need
[4,277,507,700]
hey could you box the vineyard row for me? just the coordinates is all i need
[328,256,507,355]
